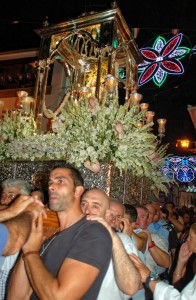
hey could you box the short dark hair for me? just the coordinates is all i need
[51,166,84,187]
[165,201,175,208]
[124,204,137,222]
[161,207,169,219]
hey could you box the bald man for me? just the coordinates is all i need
[81,188,141,300]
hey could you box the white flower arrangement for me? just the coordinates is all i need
[0,111,36,161]
[0,96,173,192]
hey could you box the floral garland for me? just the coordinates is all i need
[43,92,71,118]
[0,96,174,193]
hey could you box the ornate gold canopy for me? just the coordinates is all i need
[34,4,143,128]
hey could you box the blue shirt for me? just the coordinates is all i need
[147,220,169,240]
[0,223,8,256]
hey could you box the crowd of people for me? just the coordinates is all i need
[0,166,195,299]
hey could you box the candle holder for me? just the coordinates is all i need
[105,75,118,100]
[140,103,149,111]
[21,96,35,115]
[145,111,155,124]
[157,118,167,139]
[129,92,143,108]
[17,91,28,109]
[136,122,143,128]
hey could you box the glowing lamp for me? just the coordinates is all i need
[17,91,28,98]
[145,111,155,124]
[105,75,118,96]
[17,91,28,109]
[157,118,167,134]
[140,103,149,111]
[177,139,190,148]
[21,97,35,115]
[136,122,143,128]
[129,92,143,108]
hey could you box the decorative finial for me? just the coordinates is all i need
[111,1,118,9]
[43,16,49,27]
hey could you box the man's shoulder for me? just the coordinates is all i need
[76,218,112,242]
[117,231,130,242]
[117,232,138,255]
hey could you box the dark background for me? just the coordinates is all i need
[0,0,195,154]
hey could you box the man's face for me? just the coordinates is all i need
[48,168,77,212]
[145,204,156,226]
[151,202,160,222]
[135,208,148,229]
[107,202,124,231]
[1,186,21,205]
[80,189,109,218]
[182,213,190,224]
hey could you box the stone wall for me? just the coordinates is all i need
[0,161,151,205]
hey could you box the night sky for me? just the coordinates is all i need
[0,0,196,154]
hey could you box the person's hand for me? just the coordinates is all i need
[178,241,192,265]
[0,204,7,211]
[24,200,46,221]
[22,214,44,253]
[120,218,133,236]
[7,195,36,217]
[129,253,150,283]
[167,207,173,219]
[142,229,152,245]
[86,215,115,239]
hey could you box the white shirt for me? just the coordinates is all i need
[97,232,138,300]
[154,275,196,300]
[0,252,19,270]
[146,233,169,274]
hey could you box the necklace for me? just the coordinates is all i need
[40,227,60,256]
[40,214,84,256]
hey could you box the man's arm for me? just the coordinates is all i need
[144,230,171,268]
[130,254,191,300]
[2,201,45,256]
[112,234,141,295]
[0,204,7,211]
[148,244,171,268]
[132,231,148,253]
[167,211,184,232]
[8,251,100,300]
[0,195,37,222]
[87,215,141,295]
[3,212,34,256]
[172,241,192,285]
[121,217,148,253]
[8,216,111,300]
[22,254,100,300]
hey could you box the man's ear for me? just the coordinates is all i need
[75,186,85,197]
[105,209,113,222]
[131,221,136,229]
[105,209,111,217]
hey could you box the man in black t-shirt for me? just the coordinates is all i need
[8,166,112,300]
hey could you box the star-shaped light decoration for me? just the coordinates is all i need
[138,33,191,87]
